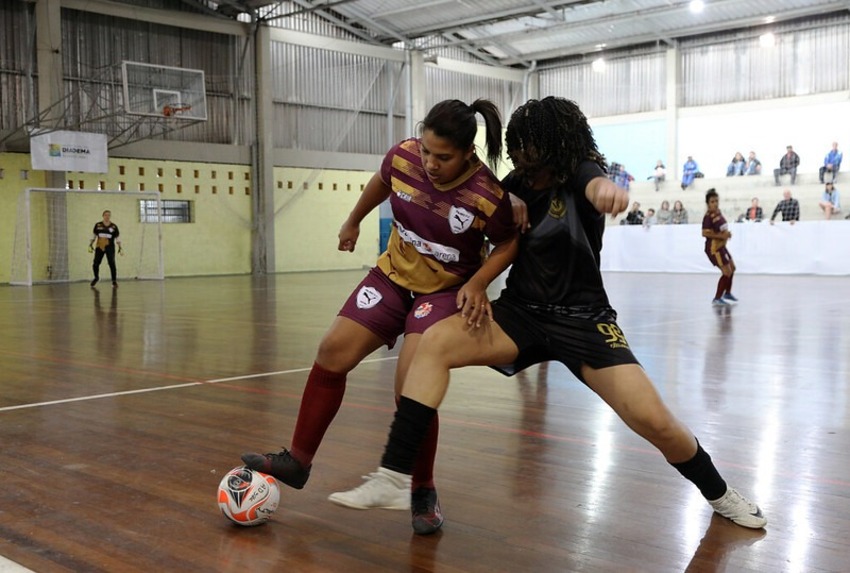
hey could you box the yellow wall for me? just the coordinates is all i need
[273,167,379,272]
[0,154,48,284]
[1,153,383,283]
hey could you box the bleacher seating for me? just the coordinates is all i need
[613,171,839,225]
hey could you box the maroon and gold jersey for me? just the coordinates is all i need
[702,210,728,255]
[376,138,515,294]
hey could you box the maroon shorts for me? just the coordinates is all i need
[338,267,462,349]
[706,247,732,268]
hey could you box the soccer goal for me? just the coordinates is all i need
[10,188,164,286]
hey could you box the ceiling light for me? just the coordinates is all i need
[689,0,704,14]
[759,32,776,48]
[591,58,606,73]
[765,16,776,24]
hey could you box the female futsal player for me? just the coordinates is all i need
[702,188,738,306]
[334,97,766,535]
[240,99,519,531]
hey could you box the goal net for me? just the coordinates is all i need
[10,188,164,286]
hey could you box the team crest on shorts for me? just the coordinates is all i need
[414,302,434,318]
[448,206,474,234]
[356,286,382,309]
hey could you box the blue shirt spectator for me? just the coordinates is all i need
[727,152,745,176]
[819,182,841,219]
[744,151,762,175]
[819,142,842,183]
[681,156,699,190]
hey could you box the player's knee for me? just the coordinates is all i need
[419,325,461,366]
[315,331,356,370]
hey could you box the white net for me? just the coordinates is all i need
[10,188,164,286]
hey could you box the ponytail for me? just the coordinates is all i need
[420,99,503,169]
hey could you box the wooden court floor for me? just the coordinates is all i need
[0,270,848,573]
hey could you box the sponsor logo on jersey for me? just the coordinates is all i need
[356,286,382,309]
[548,197,566,219]
[414,302,433,318]
[448,206,474,234]
[395,221,460,263]
[396,190,413,202]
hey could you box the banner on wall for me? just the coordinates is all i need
[30,130,108,173]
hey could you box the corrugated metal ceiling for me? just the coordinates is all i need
[188,0,850,66]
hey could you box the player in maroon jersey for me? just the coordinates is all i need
[702,188,738,306]
[240,99,519,534]
[336,97,765,535]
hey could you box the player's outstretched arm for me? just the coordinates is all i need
[585,176,629,217]
[338,172,392,252]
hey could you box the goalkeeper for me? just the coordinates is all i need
[89,210,122,288]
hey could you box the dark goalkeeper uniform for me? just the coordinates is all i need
[491,160,640,380]
[92,221,120,284]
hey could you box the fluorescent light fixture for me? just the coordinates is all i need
[689,0,705,13]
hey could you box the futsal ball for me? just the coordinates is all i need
[217,466,280,526]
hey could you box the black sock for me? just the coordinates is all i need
[670,440,727,500]
[380,396,437,475]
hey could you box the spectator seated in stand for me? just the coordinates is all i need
[744,151,762,176]
[649,160,666,191]
[726,152,745,176]
[624,201,644,225]
[742,197,763,222]
[681,156,699,190]
[609,162,635,191]
[819,182,841,220]
[656,200,672,225]
[769,190,800,225]
[672,200,689,224]
[774,145,800,186]
[643,208,657,227]
[819,142,842,184]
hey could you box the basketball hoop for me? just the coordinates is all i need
[162,105,192,117]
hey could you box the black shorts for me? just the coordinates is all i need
[490,295,640,383]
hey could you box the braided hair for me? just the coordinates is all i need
[505,97,606,183]
[420,99,503,169]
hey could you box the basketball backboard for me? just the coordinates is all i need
[122,61,207,120]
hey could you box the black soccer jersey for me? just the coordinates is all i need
[500,160,611,311]
[92,221,120,251]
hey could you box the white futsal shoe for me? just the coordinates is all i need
[328,467,411,510]
[708,487,767,529]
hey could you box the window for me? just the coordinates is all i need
[139,199,193,223]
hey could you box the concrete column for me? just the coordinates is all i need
[666,46,679,181]
[252,24,276,274]
[36,0,68,280]
[406,50,427,136]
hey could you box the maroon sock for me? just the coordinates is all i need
[289,362,346,466]
[714,275,726,300]
[412,413,439,490]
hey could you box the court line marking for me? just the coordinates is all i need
[0,555,34,573]
[0,357,397,413]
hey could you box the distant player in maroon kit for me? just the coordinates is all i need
[89,209,122,288]
[702,188,737,306]
[240,99,519,534]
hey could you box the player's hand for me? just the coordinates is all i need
[338,219,360,252]
[587,177,629,218]
[509,193,530,233]
[118,247,124,256]
[456,277,491,328]
[88,244,94,253]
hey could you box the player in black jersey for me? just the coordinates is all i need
[342,97,766,534]
[89,210,121,288]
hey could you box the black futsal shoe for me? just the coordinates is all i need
[411,486,444,535]
[240,448,311,489]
